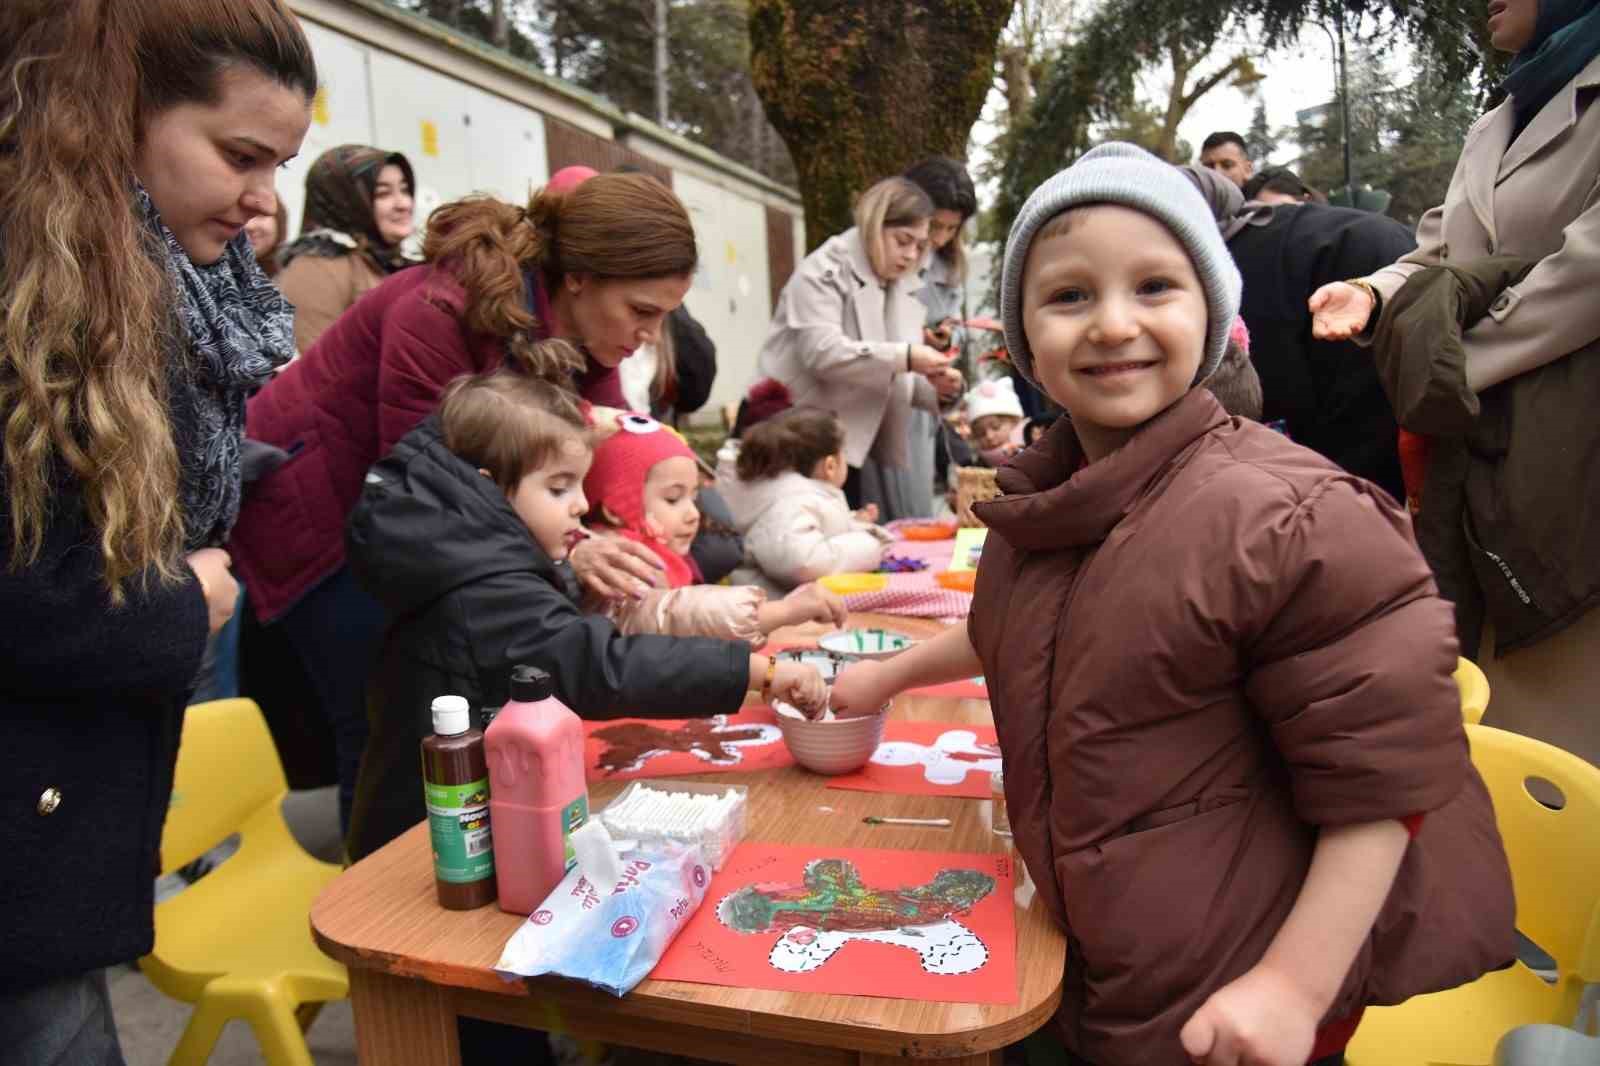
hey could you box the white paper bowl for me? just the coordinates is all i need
[816,628,917,662]
[772,705,888,775]
[774,647,859,683]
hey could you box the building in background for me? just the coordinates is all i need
[284,0,807,421]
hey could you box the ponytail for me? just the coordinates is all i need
[736,408,844,482]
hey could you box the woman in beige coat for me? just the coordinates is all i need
[1311,0,1600,765]
[276,143,416,351]
[757,177,961,520]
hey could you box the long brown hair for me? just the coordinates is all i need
[0,0,316,599]
[736,408,845,482]
[421,173,698,372]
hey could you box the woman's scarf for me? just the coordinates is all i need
[1504,0,1600,133]
[136,184,296,550]
[1178,164,1275,240]
[277,144,414,274]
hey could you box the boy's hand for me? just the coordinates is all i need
[1178,964,1320,1066]
[853,503,880,524]
[771,663,828,717]
[187,548,238,635]
[783,583,849,628]
[829,661,895,718]
[926,365,965,401]
[1308,281,1375,341]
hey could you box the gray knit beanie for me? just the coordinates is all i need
[999,142,1242,395]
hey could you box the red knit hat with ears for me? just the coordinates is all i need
[583,413,698,532]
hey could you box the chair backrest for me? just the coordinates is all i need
[1467,724,1600,989]
[1455,657,1490,725]
[161,699,289,875]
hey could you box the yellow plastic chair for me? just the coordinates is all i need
[1456,657,1491,725]
[139,699,348,1066]
[1347,723,1600,1066]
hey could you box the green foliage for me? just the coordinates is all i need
[1293,47,1480,224]
[995,0,1490,240]
[749,0,1016,248]
[390,0,798,184]
[1246,99,1279,162]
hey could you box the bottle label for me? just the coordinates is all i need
[425,777,494,884]
[561,793,589,874]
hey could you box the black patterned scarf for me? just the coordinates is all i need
[136,184,296,550]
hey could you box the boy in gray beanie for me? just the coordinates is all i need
[832,142,1513,1066]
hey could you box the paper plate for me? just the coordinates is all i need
[900,522,958,541]
[935,569,976,593]
[818,628,917,661]
[819,572,889,596]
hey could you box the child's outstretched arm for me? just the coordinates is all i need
[1179,819,1409,1066]
[830,625,981,717]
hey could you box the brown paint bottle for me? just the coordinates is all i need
[421,695,497,910]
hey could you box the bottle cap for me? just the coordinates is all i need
[431,695,471,736]
[509,664,554,703]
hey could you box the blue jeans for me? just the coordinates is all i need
[191,583,246,704]
[278,566,387,838]
[0,969,126,1066]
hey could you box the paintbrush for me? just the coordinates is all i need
[861,816,951,827]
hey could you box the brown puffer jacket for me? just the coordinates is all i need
[1371,256,1600,656]
[969,388,1515,1066]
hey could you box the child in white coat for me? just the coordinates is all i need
[719,409,893,593]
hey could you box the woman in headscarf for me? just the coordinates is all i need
[1309,0,1600,765]
[275,143,416,350]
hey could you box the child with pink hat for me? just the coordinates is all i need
[582,412,848,640]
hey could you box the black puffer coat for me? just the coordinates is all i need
[2,460,207,984]
[344,416,751,860]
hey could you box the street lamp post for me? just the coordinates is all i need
[1306,13,1355,204]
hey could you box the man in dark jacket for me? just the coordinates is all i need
[343,415,756,863]
[1227,202,1415,500]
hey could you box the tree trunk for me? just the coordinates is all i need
[998,44,1034,128]
[749,0,1016,249]
[491,0,510,48]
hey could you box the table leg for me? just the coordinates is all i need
[348,970,462,1066]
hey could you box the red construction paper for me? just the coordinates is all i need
[650,842,1016,1003]
[825,721,1001,798]
[582,706,793,783]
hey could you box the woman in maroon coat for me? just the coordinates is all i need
[231,168,696,832]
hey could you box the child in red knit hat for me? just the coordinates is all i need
[583,412,848,640]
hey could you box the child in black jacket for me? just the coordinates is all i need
[344,368,825,860]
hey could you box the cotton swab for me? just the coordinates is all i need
[861,816,952,827]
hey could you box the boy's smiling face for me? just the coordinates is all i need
[1022,205,1208,458]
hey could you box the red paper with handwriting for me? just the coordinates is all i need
[824,721,1001,798]
[650,842,1016,1003]
[582,706,793,783]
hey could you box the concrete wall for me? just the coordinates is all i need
[283,0,805,418]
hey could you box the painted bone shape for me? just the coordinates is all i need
[767,919,989,975]
[869,728,1001,786]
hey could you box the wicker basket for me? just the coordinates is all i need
[954,465,999,527]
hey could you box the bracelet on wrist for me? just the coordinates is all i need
[759,656,777,704]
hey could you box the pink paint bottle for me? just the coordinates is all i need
[484,665,590,915]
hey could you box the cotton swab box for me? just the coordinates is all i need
[598,781,747,870]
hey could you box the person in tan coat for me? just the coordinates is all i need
[833,144,1515,1066]
[1310,0,1600,766]
[276,143,416,351]
[756,177,962,520]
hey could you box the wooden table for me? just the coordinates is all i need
[311,614,1066,1065]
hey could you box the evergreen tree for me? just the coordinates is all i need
[1245,99,1277,164]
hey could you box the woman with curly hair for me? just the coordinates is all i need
[0,0,313,1056]
[232,166,700,836]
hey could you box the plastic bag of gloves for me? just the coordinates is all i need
[495,838,711,996]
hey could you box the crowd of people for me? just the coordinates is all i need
[4,0,1598,1064]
